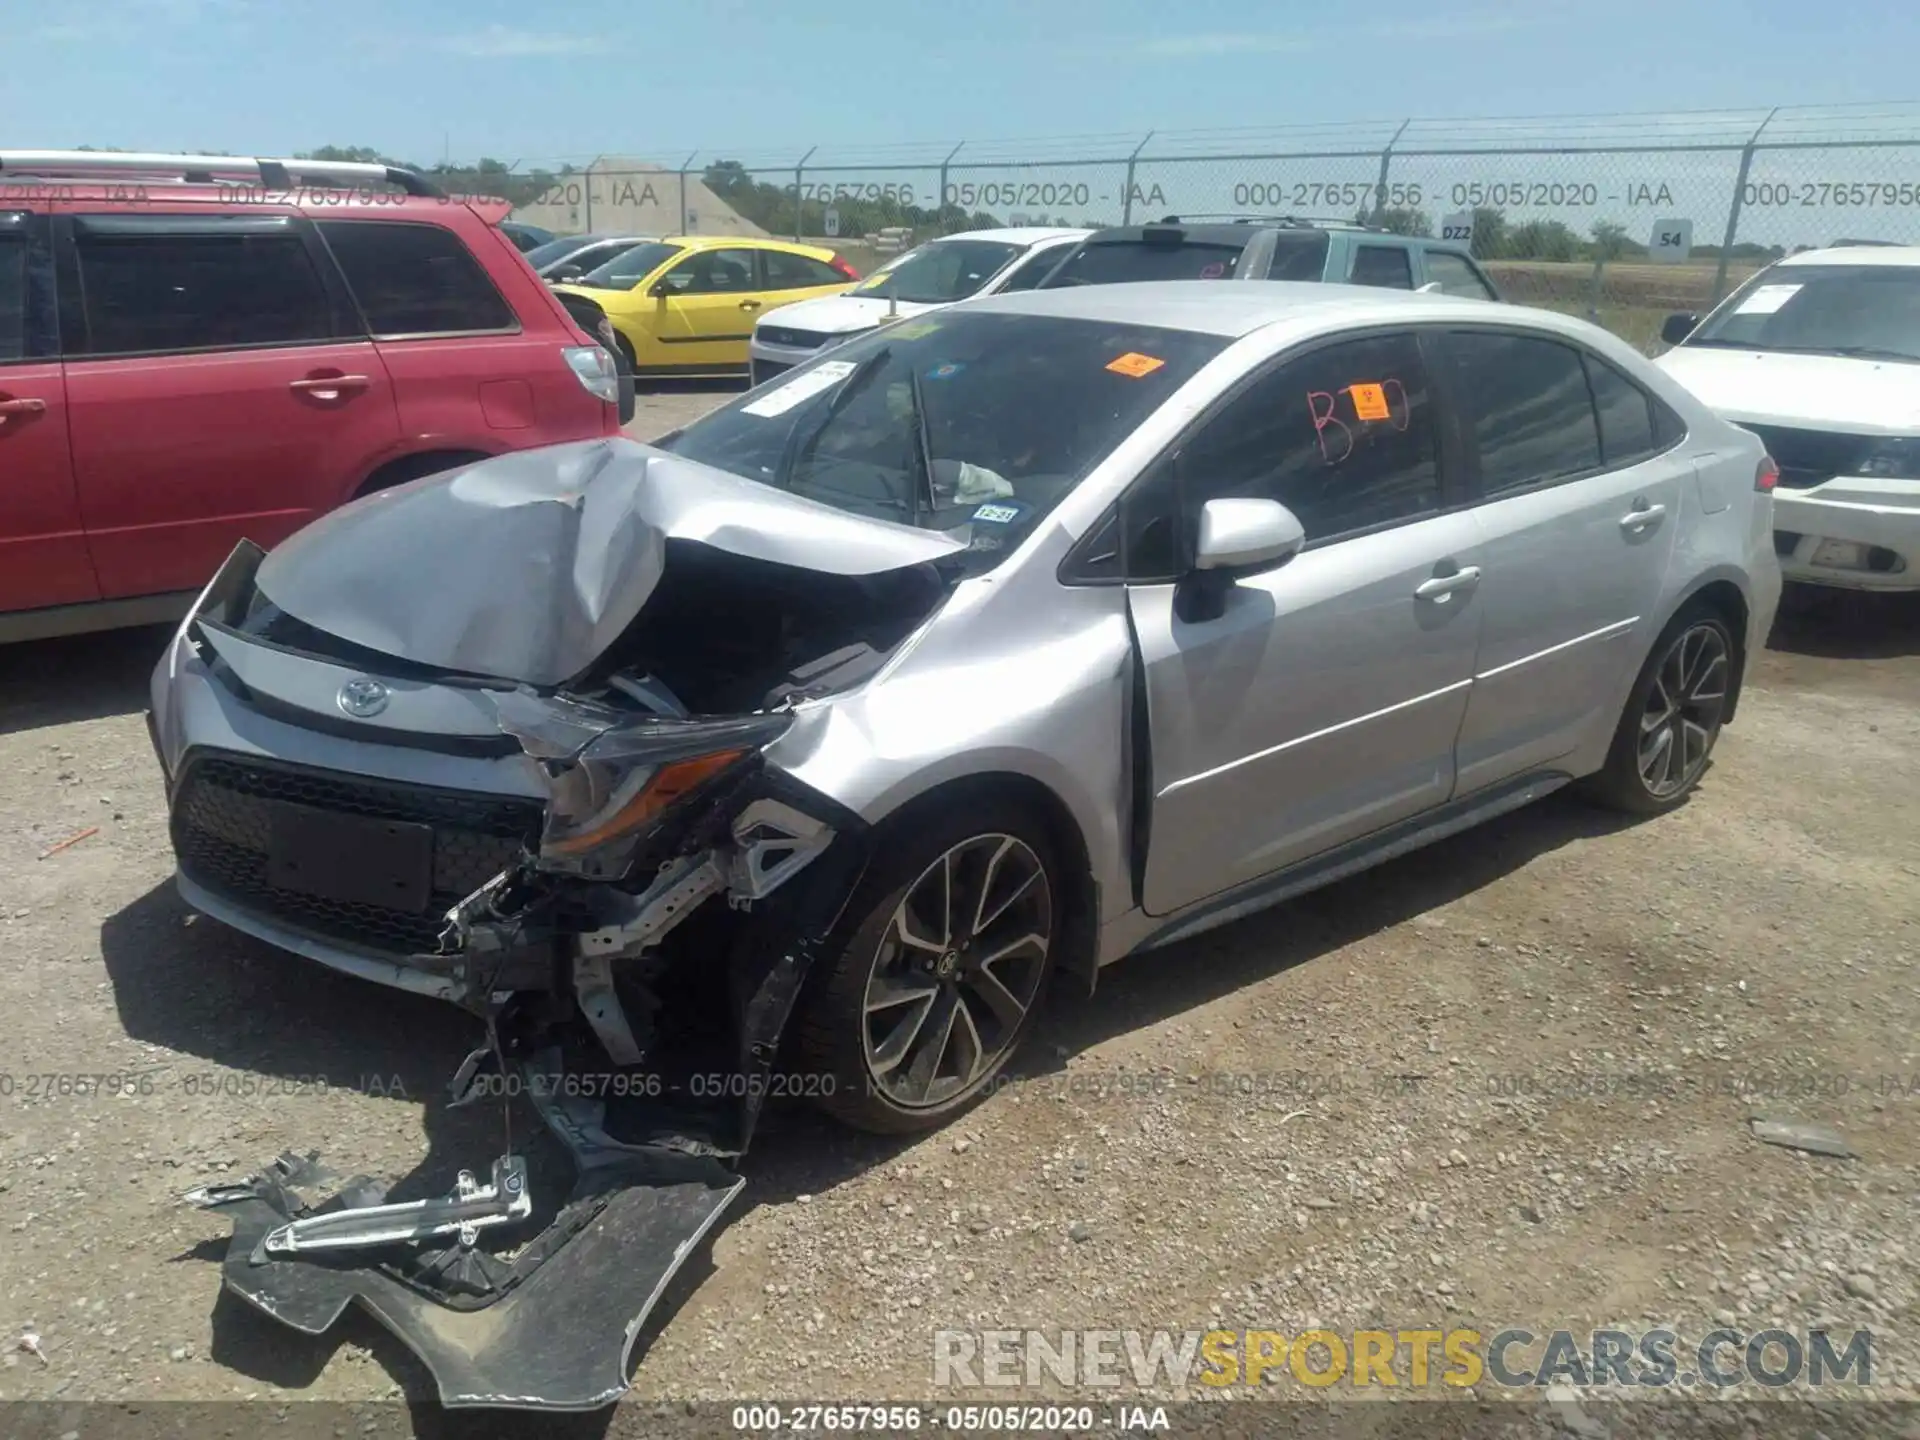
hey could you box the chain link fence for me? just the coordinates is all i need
[475,104,1920,354]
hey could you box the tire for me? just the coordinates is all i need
[794,798,1060,1135]
[1584,603,1736,815]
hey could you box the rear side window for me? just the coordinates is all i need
[1584,355,1658,464]
[762,250,849,289]
[1266,233,1332,281]
[1424,251,1496,299]
[0,216,27,361]
[318,221,514,336]
[71,218,333,356]
[1349,245,1413,289]
[1446,332,1602,495]
[993,244,1071,292]
[1042,240,1245,286]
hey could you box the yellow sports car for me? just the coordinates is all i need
[552,236,858,378]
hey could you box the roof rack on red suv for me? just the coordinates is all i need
[0,149,444,197]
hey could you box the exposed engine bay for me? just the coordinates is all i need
[174,441,968,1409]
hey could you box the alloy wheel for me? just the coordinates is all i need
[861,833,1053,1109]
[1637,622,1729,799]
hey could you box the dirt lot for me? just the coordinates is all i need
[0,390,1915,1435]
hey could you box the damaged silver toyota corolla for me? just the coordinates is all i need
[147,283,1779,1408]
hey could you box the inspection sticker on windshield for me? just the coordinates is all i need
[972,501,1028,525]
[741,360,859,418]
[1734,283,1803,316]
[1347,383,1392,421]
[1106,352,1166,378]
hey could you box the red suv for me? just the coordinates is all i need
[0,152,625,642]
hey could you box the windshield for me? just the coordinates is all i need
[524,235,602,269]
[1686,264,1920,362]
[578,241,686,291]
[1041,239,1247,286]
[658,310,1227,574]
[850,239,1022,303]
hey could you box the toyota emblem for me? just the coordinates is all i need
[337,677,390,718]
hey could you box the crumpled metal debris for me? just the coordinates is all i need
[1751,1117,1855,1158]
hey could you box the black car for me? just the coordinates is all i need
[499,220,556,253]
[1038,216,1501,298]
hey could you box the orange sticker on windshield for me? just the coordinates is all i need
[1107,352,1166,378]
[1348,383,1391,421]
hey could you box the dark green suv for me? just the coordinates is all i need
[1037,216,1501,298]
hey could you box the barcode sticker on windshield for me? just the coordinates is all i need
[1734,283,1802,316]
[741,360,859,418]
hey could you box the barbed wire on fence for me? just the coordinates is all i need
[446,101,1920,354]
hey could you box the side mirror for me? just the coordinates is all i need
[1177,498,1306,625]
[1194,497,1306,575]
[1415,281,1444,294]
[1661,312,1699,346]
[648,278,673,299]
[551,263,583,282]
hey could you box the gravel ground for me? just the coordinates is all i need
[0,388,1914,1435]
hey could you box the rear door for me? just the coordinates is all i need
[0,208,96,613]
[757,247,854,318]
[57,207,402,600]
[1440,328,1686,792]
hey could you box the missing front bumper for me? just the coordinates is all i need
[188,1054,745,1411]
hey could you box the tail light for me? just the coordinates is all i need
[1756,455,1779,492]
[561,344,619,404]
[829,253,860,280]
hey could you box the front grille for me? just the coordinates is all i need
[757,326,830,349]
[750,358,794,388]
[1738,423,1868,490]
[172,753,541,955]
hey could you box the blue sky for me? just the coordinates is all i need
[2,0,1915,167]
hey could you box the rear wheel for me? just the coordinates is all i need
[1585,605,1734,814]
[795,800,1058,1134]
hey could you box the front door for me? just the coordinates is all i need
[1438,329,1686,793]
[639,246,763,372]
[58,209,401,599]
[0,210,96,613]
[1127,329,1485,917]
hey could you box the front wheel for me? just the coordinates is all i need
[793,800,1059,1134]
[1585,606,1735,814]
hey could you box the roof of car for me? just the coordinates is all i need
[932,226,1090,245]
[662,235,839,259]
[963,279,1564,339]
[1776,244,1920,268]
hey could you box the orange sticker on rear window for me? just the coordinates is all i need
[1348,383,1391,421]
[1107,352,1166,378]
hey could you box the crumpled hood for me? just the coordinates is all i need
[252,438,966,689]
[768,293,942,336]
[1657,345,1920,434]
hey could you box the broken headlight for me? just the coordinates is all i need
[493,692,793,877]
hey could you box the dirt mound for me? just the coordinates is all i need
[508,158,767,239]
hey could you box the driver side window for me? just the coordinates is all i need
[661,249,755,295]
[1122,330,1442,578]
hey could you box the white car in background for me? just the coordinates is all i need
[1656,244,1920,591]
[746,226,1088,385]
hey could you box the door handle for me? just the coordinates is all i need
[1415,565,1482,600]
[738,299,763,310]
[0,396,48,423]
[1619,501,1668,532]
[289,374,370,398]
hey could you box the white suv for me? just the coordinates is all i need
[746,226,1087,385]
[1656,244,1920,591]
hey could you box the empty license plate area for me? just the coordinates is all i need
[266,801,434,912]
